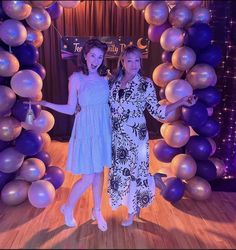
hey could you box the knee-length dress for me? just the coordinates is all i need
[66,72,112,174]
[108,74,166,214]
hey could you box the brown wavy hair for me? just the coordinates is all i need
[77,38,108,76]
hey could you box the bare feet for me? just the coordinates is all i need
[60,204,77,227]
[91,208,108,232]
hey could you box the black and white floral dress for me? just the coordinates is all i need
[108,73,167,214]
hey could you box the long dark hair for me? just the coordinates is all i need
[77,38,108,76]
[111,45,143,83]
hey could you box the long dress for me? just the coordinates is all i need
[66,72,112,174]
[108,73,166,214]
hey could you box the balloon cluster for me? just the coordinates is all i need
[115,1,225,203]
[0,1,80,208]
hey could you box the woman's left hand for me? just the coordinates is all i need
[182,95,198,107]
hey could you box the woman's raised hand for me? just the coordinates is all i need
[23,100,48,107]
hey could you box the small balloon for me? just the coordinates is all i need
[163,177,185,202]
[209,157,226,178]
[0,86,16,116]
[2,1,32,20]
[26,27,44,48]
[0,51,20,77]
[0,117,22,142]
[196,160,217,181]
[34,151,51,167]
[148,22,171,43]
[43,166,65,189]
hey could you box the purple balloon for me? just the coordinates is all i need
[0,2,8,21]
[46,2,63,20]
[153,139,183,163]
[161,51,173,63]
[148,21,171,43]
[181,101,208,127]
[11,99,41,122]
[12,42,39,66]
[34,150,51,166]
[23,62,46,80]
[0,170,16,191]
[159,88,166,99]
[196,160,217,181]
[193,86,221,107]
[0,140,11,152]
[15,130,43,156]
[163,177,185,203]
[43,166,65,189]
[192,117,220,137]
[185,135,212,160]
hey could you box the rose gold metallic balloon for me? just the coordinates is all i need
[41,133,52,152]
[31,91,43,101]
[182,1,203,10]
[58,0,81,8]
[26,27,44,48]
[132,0,150,10]
[164,121,190,148]
[152,62,183,88]
[160,27,184,51]
[192,7,211,24]
[19,158,46,182]
[159,99,181,123]
[160,122,169,138]
[1,180,30,206]
[2,0,32,20]
[31,110,55,133]
[190,126,198,136]
[144,2,169,26]
[186,176,212,201]
[26,7,51,31]
[0,51,20,77]
[31,1,55,8]
[171,153,197,180]
[0,147,24,173]
[209,157,226,178]
[0,86,16,116]
[0,117,22,142]
[165,79,193,103]
[169,4,193,28]
[172,46,196,71]
[186,64,217,89]
[207,137,216,156]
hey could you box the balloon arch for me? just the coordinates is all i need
[0,0,224,207]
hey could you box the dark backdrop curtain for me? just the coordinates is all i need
[39,0,162,141]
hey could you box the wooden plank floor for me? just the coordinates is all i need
[0,140,236,249]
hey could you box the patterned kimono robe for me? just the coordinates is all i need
[108,73,167,214]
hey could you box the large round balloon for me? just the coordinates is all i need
[160,27,184,51]
[46,2,63,20]
[0,117,22,142]
[28,179,56,208]
[185,176,212,201]
[172,46,196,71]
[163,177,185,203]
[0,147,24,173]
[10,69,43,98]
[171,154,197,180]
[0,19,27,46]
[0,51,20,77]
[30,110,55,133]
[209,157,226,178]
[1,180,30,206]
[43,166,65,189]
[144,2,168,26]
[15,130,43,156]
[11,99,41,122]
[192,6,211,24]
[196,160,217,181]
[19,158,46,182]
[58,1,81,8]
[192,117,220,137]
[22,62,46,80]
[26,7,51,31]
[153,139,183,163]
[12,42,39,67]
[159,99,181,123]
[185,135,212,160]
[163,121,190,148]
[165,79,193,103]
[193,86,221,107]
[2,0,32,20]
[148,22,171,43]
[185,22,213,50]
[33,150,52,167]
[181,100,208,127]
[26,27,44,48]
[0,86,16,116]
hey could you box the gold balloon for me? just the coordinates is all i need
[172,46,196,71]
[160,122,169,138]
[186,176,212,201]
[165,79,193,103]
[114,1,132,8]
[31,1,55,8]
[26,27,44,48]
[171,153,197,180]
[1,180,30,206]
[169,4,193,28]
[0,86,16,116]
[192,7,211,24]
[209,157,226,178]
[32,110,55,133]
[41,133,52,152]
[0,117,22,142]
[186,64,217,89]
[144,2,169,26]
[132,1,150,11]
[207,137,216,156]
[164,121,190,148]
[2,1,32,20]
[0,51,19,77]
[160,27,184,51]
[152,62,183,88]
[159,99,181,123]
[190,126,198,136]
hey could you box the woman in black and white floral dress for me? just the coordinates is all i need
[108,45,197,227]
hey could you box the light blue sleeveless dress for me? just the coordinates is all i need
[66,72,112,174]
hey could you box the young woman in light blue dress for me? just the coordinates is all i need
[31,39,111,231]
